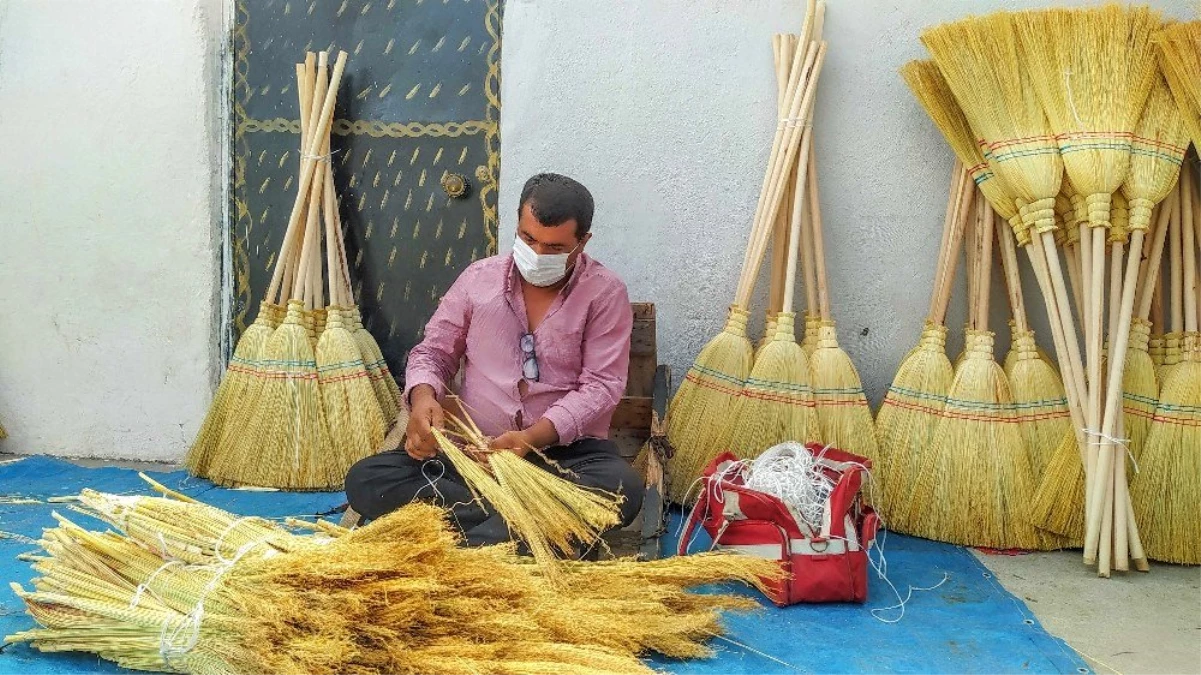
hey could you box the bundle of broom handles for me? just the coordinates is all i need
[264,50,351,319]
[1072,165,1195,575]
[733,0,826,311]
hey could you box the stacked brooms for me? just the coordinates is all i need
[6,479,780,674]
[883,7,1197,570]
[667,0,878,503]
[187,51,399,490]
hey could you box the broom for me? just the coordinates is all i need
[1121,78,1190,468]
[1155,21,1201,152]
[1016,8,1161,570]
[998,219,1070,478]
[907,192,1041,549]
[1132,158,1200,565]
[1082,60,1184,575]
[758,34,798,361]
[183,54,321,477]
[314,72,388,470]
[875,163,972,527]
[805,143,879,469]
[666,11,826,502]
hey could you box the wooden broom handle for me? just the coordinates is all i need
[1136,189,1177,321]
[976,193,995,331]
[294,53,331,304]
[806,140,831,320]
[1170,171,1185,333]
[767,35,797,315]
[737,41,826,306]
[1183,163,1198,334]
[927,163,963,321]
[270,58,316,304]
[782,131,812,310]
[736,37,814,289]
[997,211,1028,332]
[273,50,348,304]
[933,168,973,325]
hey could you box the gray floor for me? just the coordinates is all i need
[975,550,1201,675]
[11,455,1201,674]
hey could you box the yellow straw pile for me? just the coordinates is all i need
[7,487,780,675]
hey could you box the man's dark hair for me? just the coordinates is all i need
[518,173,594,238]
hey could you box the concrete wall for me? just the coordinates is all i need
[0,0,227,460]
[498,0,1196,405]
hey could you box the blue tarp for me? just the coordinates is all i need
[0,456,1088,674]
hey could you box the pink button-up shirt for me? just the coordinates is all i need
[404,252,632,445]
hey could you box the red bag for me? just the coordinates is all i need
[677,444,880,606]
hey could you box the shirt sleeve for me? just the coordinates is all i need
[541,280,633,445]
[403,267,473,405]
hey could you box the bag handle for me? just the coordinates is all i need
[677,489,712,556]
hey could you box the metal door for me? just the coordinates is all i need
[229,0,502,380]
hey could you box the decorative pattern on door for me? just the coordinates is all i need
[230,0,502,382]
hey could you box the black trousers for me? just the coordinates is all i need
[344,437,644,548]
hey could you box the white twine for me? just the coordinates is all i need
[301,148,341,163]
[158,527,277,667]
[744,442,835,530]
[777,117,812,129]
[416,459,447,503]
[1082,428,1140,474]
[129,560,183,609]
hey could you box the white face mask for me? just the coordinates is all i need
[513,236,581,287]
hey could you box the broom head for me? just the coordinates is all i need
[924,13,1062,228]
[1005,327,1071,477]
[347,305,401,423]
[905,330,1044,549]
[666,305,754,503]
[316,306,388,473]
[1155,21,1201,151]
[1122,318,1159,464]
[1015,6,1160,229]
[186,301,282,476]
[1123,72,1190,234]
[1026,429,1086,544]
[876,322,953,527]
[724,312,818,460]
[809,320,879,473]
[1132,337,1200,564]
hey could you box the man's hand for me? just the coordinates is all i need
[404,385,443,460]
[488,430,532,458]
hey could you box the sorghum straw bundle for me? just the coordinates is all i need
[431,411,623,572]
[9,488,780,675]
[667,3,826,502]
[1155,21,1201,151]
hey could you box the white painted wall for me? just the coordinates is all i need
[0,0,227,460]
[498,0,1196,406]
